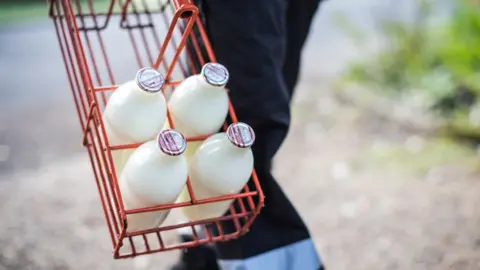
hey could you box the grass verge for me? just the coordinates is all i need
[0,2,49,25]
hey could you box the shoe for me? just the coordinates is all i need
[170,235,220,270]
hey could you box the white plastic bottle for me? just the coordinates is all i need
[102,67,167,175]
[179,122,255,221]
[119,129,188,232]
[167,62,229,148]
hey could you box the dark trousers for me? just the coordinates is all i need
[186,0,324,264]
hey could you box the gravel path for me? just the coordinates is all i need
[282,82,480,270]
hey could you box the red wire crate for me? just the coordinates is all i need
[48,0,264,259]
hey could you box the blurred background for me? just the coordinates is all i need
[1,0,480,269]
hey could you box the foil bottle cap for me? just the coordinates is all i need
[157,129,187,156]
[226,122,255,148]
[201,62,229,87]
[135,67,165,93]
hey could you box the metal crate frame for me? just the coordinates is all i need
[49,0,264,259]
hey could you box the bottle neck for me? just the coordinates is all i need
[154,148,181,162]
[197,75,224,92]
[133,81,161,98]
[222,137,250,154]
[154,143,183,161]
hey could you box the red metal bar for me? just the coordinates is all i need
[142,234,151,252]
[185,176,197,203]
[128,212,253,237]
[125,191,258,215]
[156,231,165,249]
[173,0,194,18]
[93,81,181,93]
[153,4,198,72]
[81,102,97,146]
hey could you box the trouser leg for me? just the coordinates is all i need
[284,0,324,100]
[186,0,322,98]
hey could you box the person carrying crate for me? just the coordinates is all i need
[172,0,325,269]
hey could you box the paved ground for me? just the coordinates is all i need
[3,1,480,270]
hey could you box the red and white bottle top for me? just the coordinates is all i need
[157,129,187,156]
[201,62,229,87]
[135,67,165,93]
[226,122,255,148]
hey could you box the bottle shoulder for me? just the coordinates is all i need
[108,80,166,105]
[170,75,227,102]
[194,134,252,162]
[122,141,188,183]
[171,76,199,95]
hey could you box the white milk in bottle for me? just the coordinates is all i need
[102,67,167,176]
[167,62,230,158]
[179,122,255,221]
[119,129,188,232]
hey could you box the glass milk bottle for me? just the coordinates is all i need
[119,129,188,232]
[179,122,255,221]
[102,67,167,176]
[167,62,230,159]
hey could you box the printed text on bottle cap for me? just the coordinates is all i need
[203,63,229,86]
[136,68,165,92]
[227,123,255,148]
[158,130,186,156]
